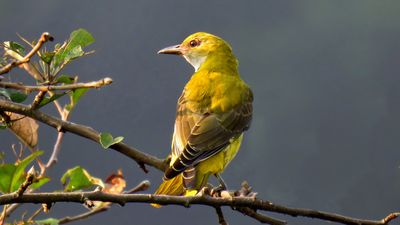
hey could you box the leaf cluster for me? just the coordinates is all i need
[0,29,127,224]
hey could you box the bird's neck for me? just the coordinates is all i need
[196,52,239,75]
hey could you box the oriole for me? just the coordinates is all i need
[154,32,253,200]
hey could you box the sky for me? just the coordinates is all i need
[1,1,400,224]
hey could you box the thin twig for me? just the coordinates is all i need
[0,32,53,75]
[0,77,113,92]
[59,180,150,224]
[45,131,64,169]
[0,192,397,225]
[236,207,286,225]
[0,205,8,225]
[15,167,35,197]
[0,99,167,172]
[58,207,108,224]
[27,207,43,222]
[215,207,228,225]
[124,180,151,194]
[43,92,70,172]
[30,90,47,109]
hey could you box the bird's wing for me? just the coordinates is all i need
[165,88,253,180]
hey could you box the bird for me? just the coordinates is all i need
[154,32,253,200]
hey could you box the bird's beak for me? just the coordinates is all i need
[158,44,183,55]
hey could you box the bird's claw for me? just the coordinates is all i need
[210,185,226,197]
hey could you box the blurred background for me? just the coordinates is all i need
[1,1,400,224]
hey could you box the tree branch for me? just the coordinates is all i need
[0,32,53,75]
[0,77,113,92]
[0,191,397,225]
[0,99,167,172]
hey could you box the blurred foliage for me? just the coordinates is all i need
[35,218,60,225]
[0,89,27,103]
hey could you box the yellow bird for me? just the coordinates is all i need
[155,32,253,198]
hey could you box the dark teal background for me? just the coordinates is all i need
[1,1,400,224]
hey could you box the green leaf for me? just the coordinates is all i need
[65,88,88,111]
[0,89,27,103]
[40,52,55,64]
[9,91,28,103]
[0,164,16,193]
[68,28,95,49]
[9,41,25,55]
[10,151,43,192]
[35,218,59,225]
[50,28,95,74]
[0,151,43,193]
[30,177,50,190]
[0,124,6,129]
[56,75,75,84]
[64,45,84,62]
[71,88,88,105]
[99,132,124,149]
[39,93,67,108]
[61,166,104,192]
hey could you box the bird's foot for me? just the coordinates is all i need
[210,185,227,197]
[197,184,213,196]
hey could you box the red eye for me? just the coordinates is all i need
[189,39,199,47]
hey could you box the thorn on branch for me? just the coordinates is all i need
[138,162,149,173]
[42,203,52,213]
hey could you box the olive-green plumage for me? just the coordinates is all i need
[154,32,253,199]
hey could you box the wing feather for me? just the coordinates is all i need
[165,88,253,180]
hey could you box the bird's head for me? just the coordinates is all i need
[158,32,235,71]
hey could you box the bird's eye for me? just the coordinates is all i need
[189,39,199,47]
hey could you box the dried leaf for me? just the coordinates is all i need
[103,169,126,194]
[92,169,126,209]
[7,113,39,148]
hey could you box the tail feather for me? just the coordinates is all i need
[152,175,185,208]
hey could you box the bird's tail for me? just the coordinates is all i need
[151,175,185,208]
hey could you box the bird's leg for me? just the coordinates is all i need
[215,174,227,190]
[211,174,227,196]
